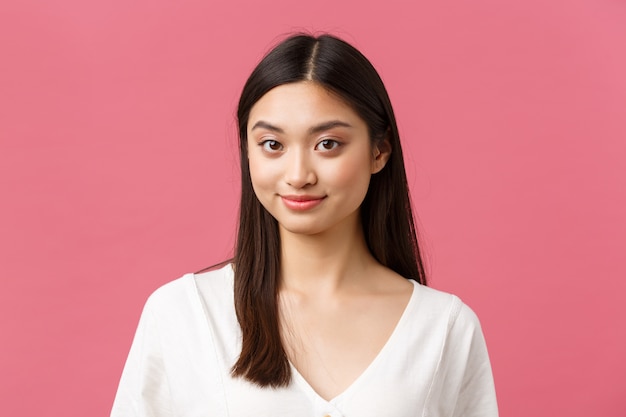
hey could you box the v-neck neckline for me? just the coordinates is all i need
[288,279,419,405]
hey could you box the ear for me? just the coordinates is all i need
[371,137,392,174]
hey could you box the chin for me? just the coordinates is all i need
[279,224,325,236]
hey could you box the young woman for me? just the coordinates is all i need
[111,34,498,416]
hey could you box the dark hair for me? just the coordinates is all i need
[232,33,426,387]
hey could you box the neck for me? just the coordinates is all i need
[278,218,376,295]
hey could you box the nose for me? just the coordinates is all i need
[284,150,317,189]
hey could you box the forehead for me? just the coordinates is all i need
[247,82,365,131]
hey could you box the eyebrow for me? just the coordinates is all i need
[251,120,353,135]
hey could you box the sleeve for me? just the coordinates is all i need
[426,298,499,417]
[110,296,174,417]
[447,302,499,417]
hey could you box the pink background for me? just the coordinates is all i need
[1,0,625,415]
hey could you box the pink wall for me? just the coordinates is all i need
[1,0,625,415]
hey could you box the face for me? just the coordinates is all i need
[246,82,390,237]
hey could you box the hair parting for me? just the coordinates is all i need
[305,40,320,80]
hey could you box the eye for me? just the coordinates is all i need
[315,139,340,151]
[260,140,283,152]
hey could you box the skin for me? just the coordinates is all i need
[247,81,413,401]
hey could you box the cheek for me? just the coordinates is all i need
[248,161,266,194]
[248,155,279,194]
[324,152,373,189]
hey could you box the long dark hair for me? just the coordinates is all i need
[231,33,426,387]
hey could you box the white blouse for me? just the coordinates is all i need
[111,264,498,417]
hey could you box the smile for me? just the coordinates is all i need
[280,195,326,211]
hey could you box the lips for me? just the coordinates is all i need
[280,195,326,211]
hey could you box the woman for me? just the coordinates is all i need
[111,34,498,416]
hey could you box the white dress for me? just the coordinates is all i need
[111,264,498,417]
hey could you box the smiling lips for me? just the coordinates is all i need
[280,195,326,211]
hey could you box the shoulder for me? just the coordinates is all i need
[410,282,483,335]
[143,263,234,317]
[193,263,234,297]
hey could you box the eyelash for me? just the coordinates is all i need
[260,140,283,152]
[315,139,341,151]
[257,138,342,153]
